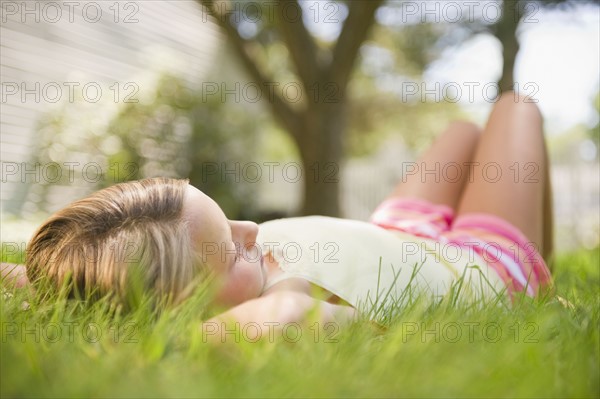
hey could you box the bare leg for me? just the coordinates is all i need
[456,92,549,255]
[387,121,481,210]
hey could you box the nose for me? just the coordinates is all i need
[230,220,259,247]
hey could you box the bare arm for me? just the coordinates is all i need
[201,291,357,344]
[0,263,29,288]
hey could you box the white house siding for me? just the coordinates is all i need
[1,0,220,219]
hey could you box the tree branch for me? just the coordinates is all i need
[274,0,321,88]
[198,0,300,134]
[329,0,384,94]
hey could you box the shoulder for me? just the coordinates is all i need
[258,216,388,238]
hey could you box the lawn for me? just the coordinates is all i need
[1,247,598,398]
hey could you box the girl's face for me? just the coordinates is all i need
[183,185,266,307]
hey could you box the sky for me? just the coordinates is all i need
[425,2,599,134]
[516,3,599,133]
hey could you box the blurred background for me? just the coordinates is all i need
[1,0,598,253]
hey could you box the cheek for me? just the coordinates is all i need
[215,263,262,306]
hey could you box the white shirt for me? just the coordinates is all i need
[256,216,506,317]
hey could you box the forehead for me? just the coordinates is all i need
[183,185,230,249]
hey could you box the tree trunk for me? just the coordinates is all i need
[296,101,346,216]
[496,0,521,92]
[197,0,383,218]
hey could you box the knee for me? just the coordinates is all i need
[447,120,481,143]
[496,90,543,121]
[494,91,546,154]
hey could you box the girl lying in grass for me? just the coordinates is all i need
[2,92,554,335]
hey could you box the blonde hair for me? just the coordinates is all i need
[26,177,203,306]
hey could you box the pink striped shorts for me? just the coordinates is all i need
[369,197,553,298]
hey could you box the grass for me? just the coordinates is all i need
[1,247,598,398]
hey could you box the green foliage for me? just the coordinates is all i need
[343,17,468,157]
[1,247,598,398]
[104,73,264,219]
[33,72,265,220]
